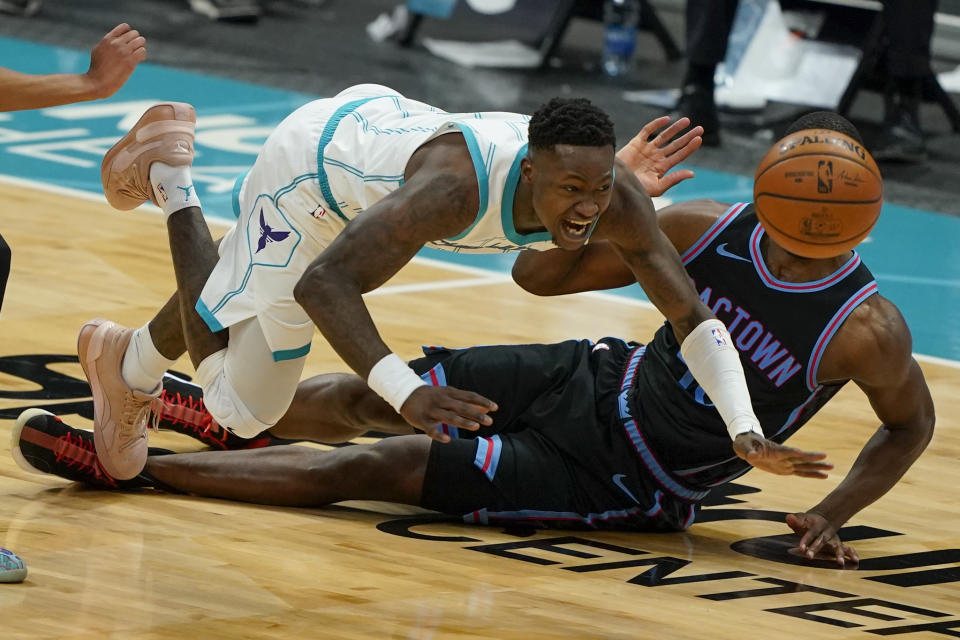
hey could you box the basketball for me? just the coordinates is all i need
[753,128,883,259]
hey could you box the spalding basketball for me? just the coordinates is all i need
[753,129,882,259]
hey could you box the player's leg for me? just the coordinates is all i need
[143,435,432,506]
[271,372,413,442]
[14,406,432,507]
[100,101,225,366]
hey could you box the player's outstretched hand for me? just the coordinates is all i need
[400,385,498,443]
[733,432,833,478]
[86,24,147,100]
[615,115,703,197]
[786,511,860,567]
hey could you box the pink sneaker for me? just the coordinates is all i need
[100,102,196,211]
[77,319,160,480]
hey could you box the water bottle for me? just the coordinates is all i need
[602,0,640,77]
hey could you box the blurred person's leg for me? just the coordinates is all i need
[874,0,936,163]
[674,0,740,146]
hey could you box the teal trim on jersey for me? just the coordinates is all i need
[195,299,225,332]
[501,143,552,246]
[444,122,489,242]
[316,95,396,221]
[273,343,311,362]
[207,184,309,318]
[231,168,251,219]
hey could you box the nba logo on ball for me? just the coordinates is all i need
[0,548,27,583]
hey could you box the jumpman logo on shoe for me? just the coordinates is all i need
[715,243,752,263]
[176,184,195,200]
[256,208,291,253]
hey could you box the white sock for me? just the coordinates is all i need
[121,325,178,394]
[150,162,202,217]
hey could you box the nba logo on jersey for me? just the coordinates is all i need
[711,328,728,346]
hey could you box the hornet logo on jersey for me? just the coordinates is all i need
[256,208,291,253]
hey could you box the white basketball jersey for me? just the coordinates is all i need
[318,85,557,252]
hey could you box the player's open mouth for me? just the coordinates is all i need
[562,218,592,239]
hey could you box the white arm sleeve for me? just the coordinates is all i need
[679,319,764,440]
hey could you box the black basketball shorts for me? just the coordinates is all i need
[411,339,693,531]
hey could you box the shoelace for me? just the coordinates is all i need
[53,432,117,487]
[117,392,160,452]
[157,390,224,445]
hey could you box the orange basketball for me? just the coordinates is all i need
[753,128,883,259]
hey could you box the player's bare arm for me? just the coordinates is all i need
[0,24,145,111]
[785,294,935,564]
[589,168,714,339]
[293,136,498,440]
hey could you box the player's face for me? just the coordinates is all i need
[524,144,615,250]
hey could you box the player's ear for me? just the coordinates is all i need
[521,156,534,184]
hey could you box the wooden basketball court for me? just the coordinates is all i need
[1,180,958,639]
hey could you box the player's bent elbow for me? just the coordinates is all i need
[511,264,557,296]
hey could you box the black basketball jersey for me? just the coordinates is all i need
[628,202,878,490]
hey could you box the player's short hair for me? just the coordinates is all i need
[528,98,616,150]
[784,111,864,145]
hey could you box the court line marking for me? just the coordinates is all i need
[2,173,957,370]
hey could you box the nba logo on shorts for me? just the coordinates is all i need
[817,160,833,194]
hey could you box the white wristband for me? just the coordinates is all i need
[679,319,764,441]
[367,353,427,413]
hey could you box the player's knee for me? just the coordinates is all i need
[194,350,291,438]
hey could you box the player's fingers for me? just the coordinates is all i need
[806,533,828,557]
[448,388,498,411]
[657,170,695,192]
[638,115,672,140]
[105,23,130,39]
[664,135,702,163]
[785,512,805,534]
[791,460,833,472]
[834,540,846,567]
[662,126,703,153]
[427,427,451,444]
[793,450,829,461]
[434,408,483,431]
[655,118,693,145]
[115,28,141,45]
[844,544,860,564]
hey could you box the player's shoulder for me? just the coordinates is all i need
[818,292,913,386]
[656,199,732,254]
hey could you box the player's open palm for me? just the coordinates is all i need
[786,511,859,567]
[399,385,497,443]
[733,432,834,478]
[616,115,703,197]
